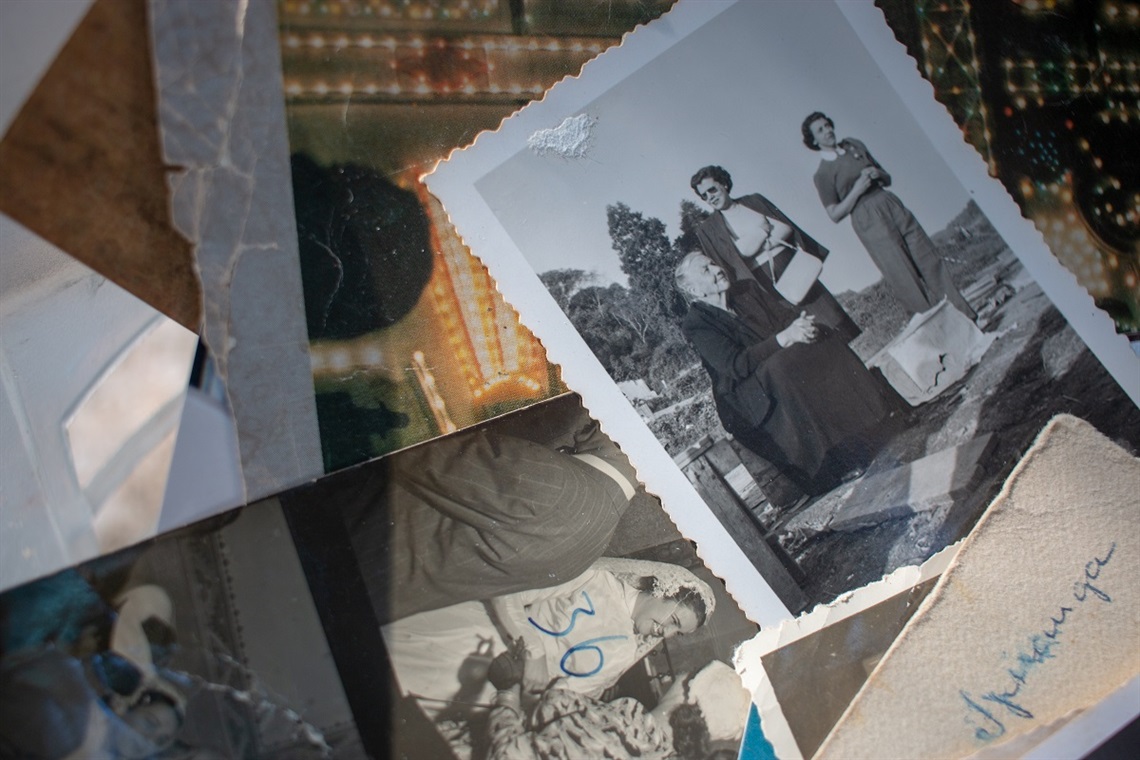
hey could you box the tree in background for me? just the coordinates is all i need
[540,268,596,312]
[607,203,681,306]
[674,199,709,255]
[537,203,715,412]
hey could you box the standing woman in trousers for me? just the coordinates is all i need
[802,112,976,321]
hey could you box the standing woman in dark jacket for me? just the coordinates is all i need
[675,252,900,495]
[690,165,861,345]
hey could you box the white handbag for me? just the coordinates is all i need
[765,241,823,304]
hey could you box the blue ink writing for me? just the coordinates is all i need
[528,592,596,637]
[560,635,629,678]
[1073,544,1114,603]
[960,543,1115,742]
[526,591,628,679]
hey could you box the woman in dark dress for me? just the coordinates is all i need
[675,252,900,495]
[802,112,976,320]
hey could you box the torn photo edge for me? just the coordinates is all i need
[149,0,324,507]
[813,415,1140,759]
[733,545,958,760]
[425,0,1138,628]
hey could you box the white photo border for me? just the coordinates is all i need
[426,0,1138,628]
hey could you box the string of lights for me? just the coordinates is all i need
[417,182,547,404]
[899,0,1139,332]
[280,0,502,23]
[914,0,996,170]
[280,33,608,101]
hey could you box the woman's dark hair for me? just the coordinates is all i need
[689,165,733,195]
[801,111,833,151]
[633,576,709,628]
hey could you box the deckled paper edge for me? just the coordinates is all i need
[420,0,717,177]
[424,0,1139,628]
[732,543,960,760]
[836,3,1138,405]
[815,414,1140,759]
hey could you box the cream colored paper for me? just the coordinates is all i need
[816,415,1140,759]
[734,545,958,760]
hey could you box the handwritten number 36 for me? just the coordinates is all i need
[527,591,597,637]
[527,591,628,678]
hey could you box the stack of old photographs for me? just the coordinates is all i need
[1,1,1137,759]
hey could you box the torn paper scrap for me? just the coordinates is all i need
[815,414,1140,759]
[149,0,323,501]
[734,545,957,760]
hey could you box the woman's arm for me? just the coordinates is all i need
[684,309,818,379]
[848,138,892,187]
[487,685,538,760]
[739,194,826,259]
[683,309,783,380]
[489,568,599,644]
[760,218,793,252]
[489,595,537,646]
[824,167,876,223]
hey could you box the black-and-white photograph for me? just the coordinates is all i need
[282,393,757,760]
[428,1,1140,613]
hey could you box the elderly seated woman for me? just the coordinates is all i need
[675,251,903,496]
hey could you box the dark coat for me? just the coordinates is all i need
[283,397,638,623]
[695,192,860,344]
[683,280,897,494]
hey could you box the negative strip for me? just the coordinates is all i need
[426,0,1140,619]
[814,415,1140,759]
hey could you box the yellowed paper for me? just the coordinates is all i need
[734,545,958,760]
[816,414,1140,759]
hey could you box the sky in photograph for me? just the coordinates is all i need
[475,1,973,294]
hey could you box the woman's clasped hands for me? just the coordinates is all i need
[851,165,881,196]
[777,311,818,346]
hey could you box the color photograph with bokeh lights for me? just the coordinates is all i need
[877,0,1139,339]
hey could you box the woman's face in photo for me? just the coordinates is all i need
[680,256,728,300]
[810,117,837,150]
[633,595,700,639]
[695,177,732,211]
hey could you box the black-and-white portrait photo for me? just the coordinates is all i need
[282,394,757,759]
[429,1,1140,614]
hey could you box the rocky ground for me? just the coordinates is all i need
[782,263,1140,609]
